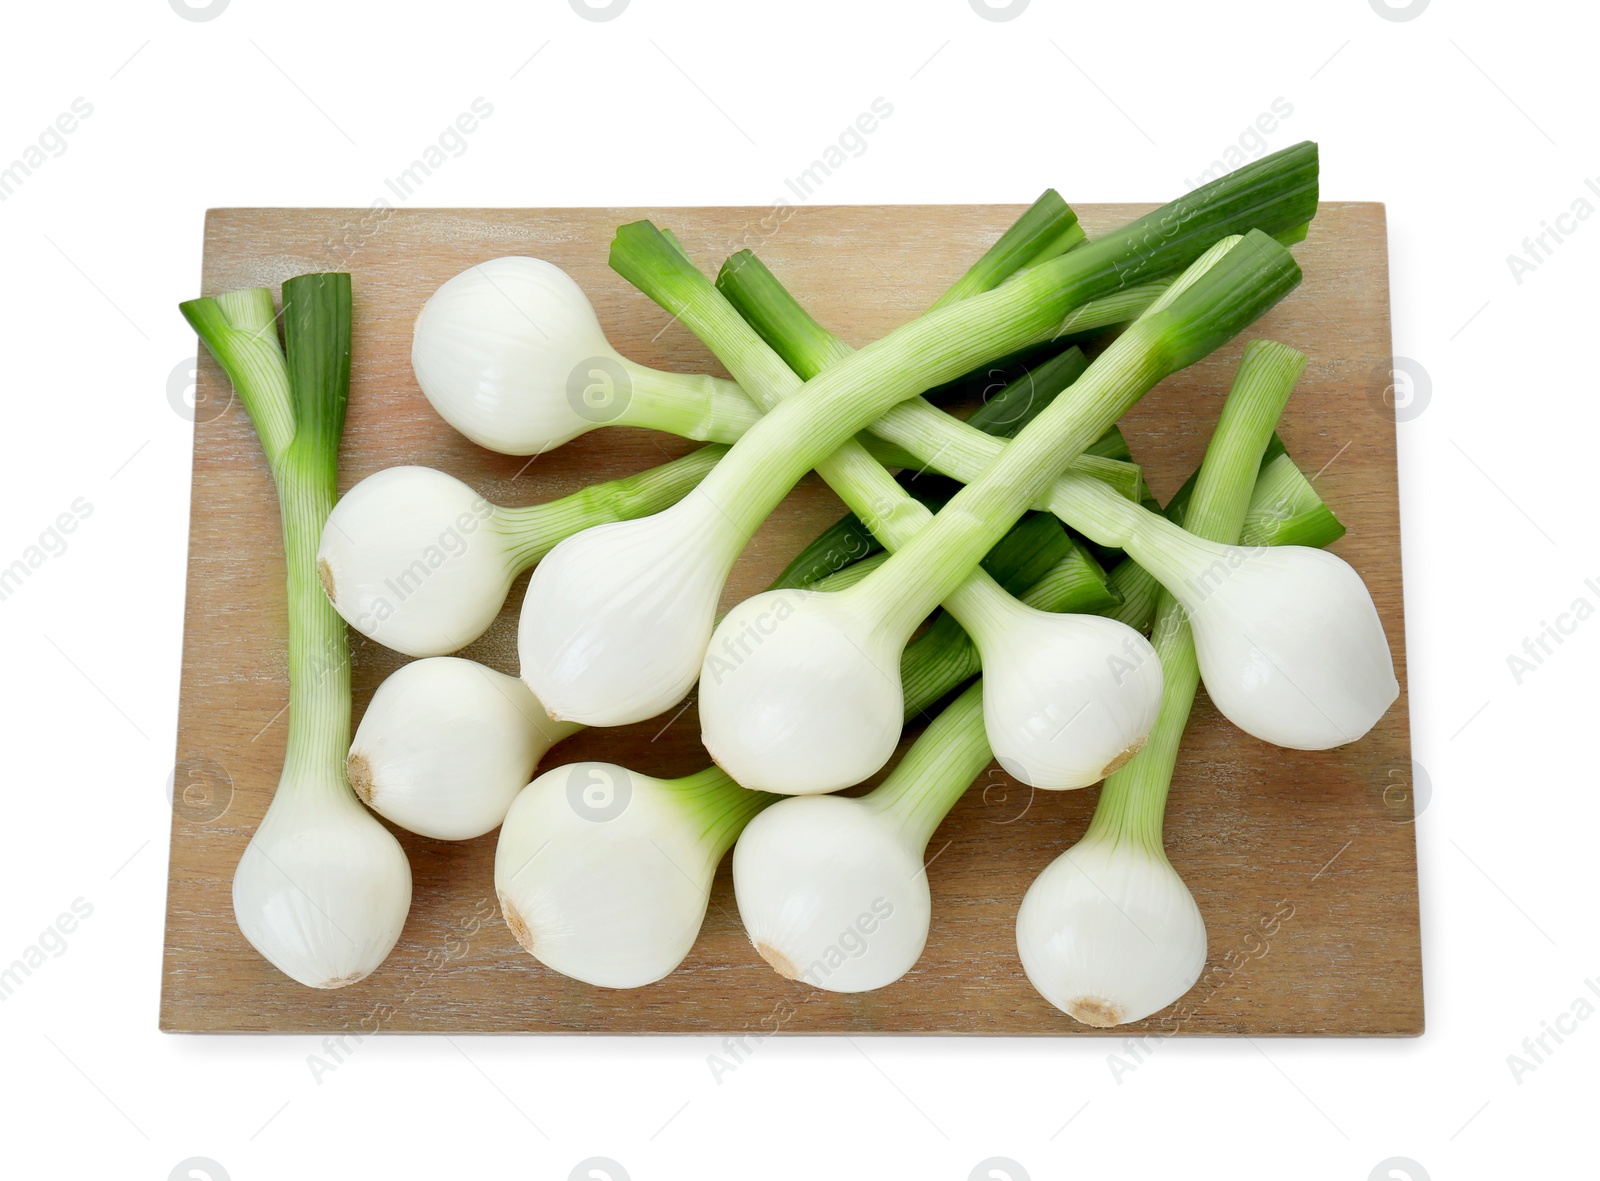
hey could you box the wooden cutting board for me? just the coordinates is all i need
[161,202,1421,1035]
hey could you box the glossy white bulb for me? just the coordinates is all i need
[519,496,731,726]
[1174,545,1399,749]
[977,604,1164,789]
[1016,836,1205,1027]
[319,466,515,657]
[348,657,580,841]
[411,256,627,455]
[700,588,903,794]
[232,783,413,989]
[494,762,725,988]
[733,795,928,993]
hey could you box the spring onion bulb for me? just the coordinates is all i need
[181,275,411,989]
[520,147,1320,727]
[348,657,581,840]
[495,764,774,988]
[318,445,724,657]
[692,233,1301,791]
[1018,338,1308,1026]
[412,257,762,454]
[734,681,992,992]
[1017,828,1206,1026]
[1182,549,1394,748]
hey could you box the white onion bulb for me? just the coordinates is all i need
[972,599,1164,788]
[348,657,581,841]
[700,588,903,795]
[411,256,757,456]
[233,781,412,989]
[1172,545,1398,749]
[733,795,929,993]
[519,495,735,726]
[495,763,766,988]
[319,466,515,658]
[412,257,632,455]
[1015,836,1205,1026]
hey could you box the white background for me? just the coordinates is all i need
[1,0,1593,1177]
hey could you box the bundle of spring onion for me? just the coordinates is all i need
[182,275,411,989]
[180,139,1401,1026]
[518,145,1320,728]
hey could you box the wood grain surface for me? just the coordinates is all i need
[160,202,1421,1035]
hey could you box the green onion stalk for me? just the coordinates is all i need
[764,346,1128,593]
[626,221,1303,795]
[1015,338,1308,1027]
[517,144,1321,734]
[181,275,412,990]
[713,238,1329,608]
[702,213,1393,760]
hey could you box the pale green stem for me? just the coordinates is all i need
[1085,339,1308,852]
